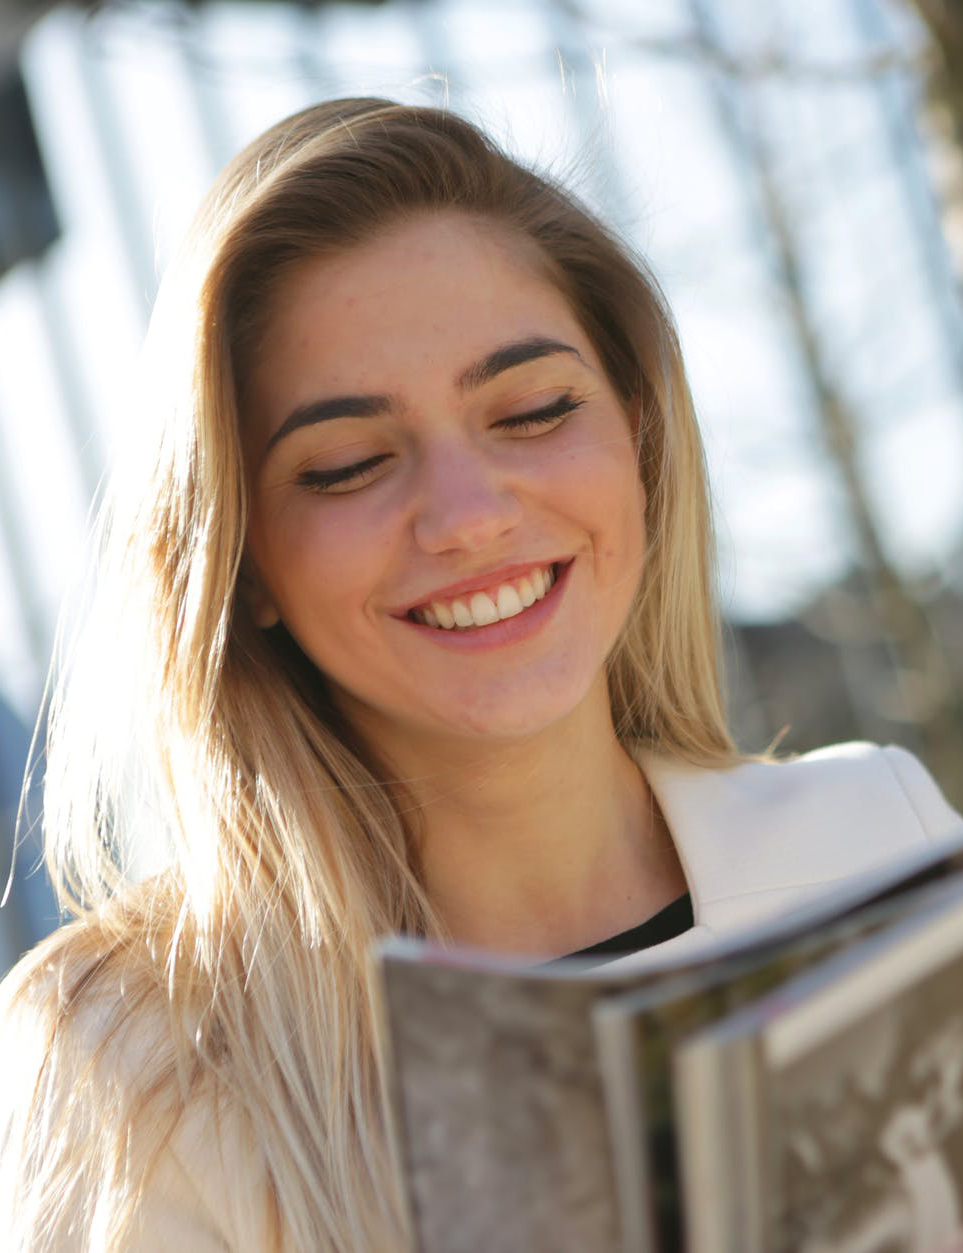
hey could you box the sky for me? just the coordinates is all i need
[0,0,961,724]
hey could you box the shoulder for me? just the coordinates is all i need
[0,921,137,1107]
[0,919,271,1251]
[727,741,960,845]
[0,916,178,1102]
[643,740,962,850]
[639,741,963,931]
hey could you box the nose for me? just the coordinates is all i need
[411,441,524,555]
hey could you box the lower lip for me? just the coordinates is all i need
[398,561,573,653]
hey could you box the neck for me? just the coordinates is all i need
[358,676,686,959]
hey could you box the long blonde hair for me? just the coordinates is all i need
[6,99,734,1250]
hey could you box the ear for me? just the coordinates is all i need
[239,561,281,630]
[627,393,647,510]
[628,389,644,441]
[251,590,281,631]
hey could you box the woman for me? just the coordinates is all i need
[1,98,959,1251]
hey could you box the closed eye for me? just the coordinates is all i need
[294,392,584,494]
[295,454,391,494]
[498,393,585,434]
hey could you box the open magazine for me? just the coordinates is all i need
[372,840,963,1253]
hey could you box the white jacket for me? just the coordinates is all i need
[604,740,963,974]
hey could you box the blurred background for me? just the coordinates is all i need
[0,0,961,973]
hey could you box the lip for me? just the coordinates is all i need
[397,558,573,652]
[393,557,571,616]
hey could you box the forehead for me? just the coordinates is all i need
[246,213,585,398]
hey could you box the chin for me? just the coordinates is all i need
[421,672,598,741]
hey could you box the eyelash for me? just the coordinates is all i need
[497,393,585,432]
[296,394,584,494]
[296,455,389,494]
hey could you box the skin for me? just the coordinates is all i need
[243,212,687,958]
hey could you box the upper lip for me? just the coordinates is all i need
[392,558,568,615]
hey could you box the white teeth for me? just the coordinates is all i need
[496,584,524,619]
[415,563,561,629]
[469,593,499,626]
[452,600,474,628]
[433,602,455,629]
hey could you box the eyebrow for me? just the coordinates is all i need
[264,335,585,455]
[455,336,584,390]
[264,393,393,454]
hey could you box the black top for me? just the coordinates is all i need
[550,893,694,967]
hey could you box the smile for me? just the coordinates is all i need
[408,563,561,630]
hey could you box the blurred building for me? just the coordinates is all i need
[731,575,963,789]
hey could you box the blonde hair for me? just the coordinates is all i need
[3,99,735,1249]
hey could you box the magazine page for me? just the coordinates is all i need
[672,874,963,1253]
[375,951,619,1253]
[591,867,963,1252]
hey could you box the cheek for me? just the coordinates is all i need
[606,494,647,606]
[566,441,646,573]
[250,499,389,628]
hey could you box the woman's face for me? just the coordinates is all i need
[243,212,646,747]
